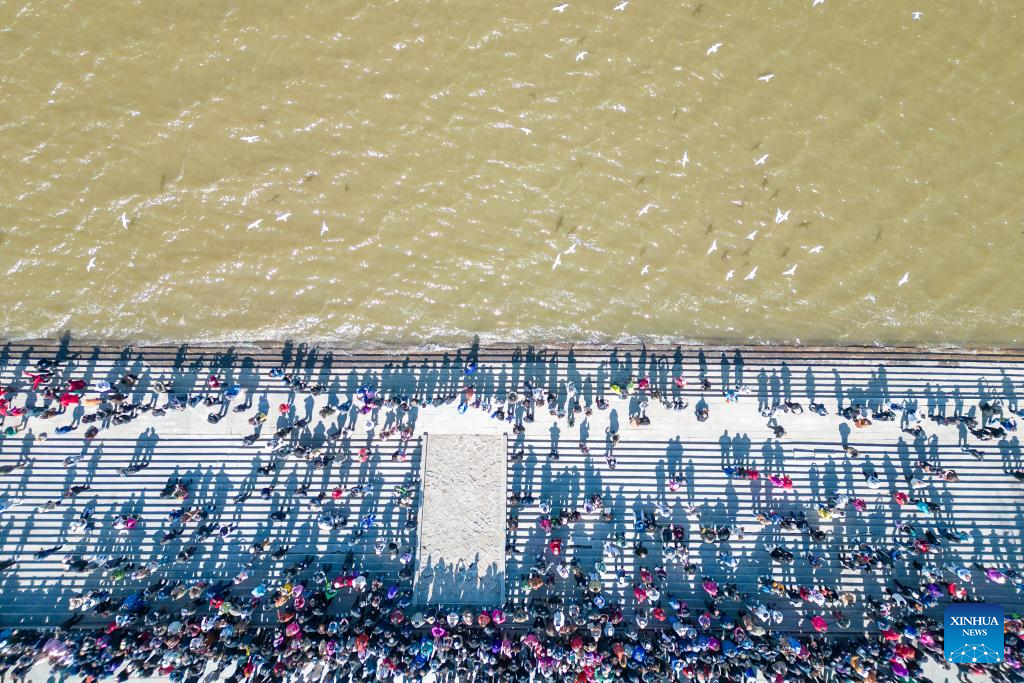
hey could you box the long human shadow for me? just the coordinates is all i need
[416,556,502,607]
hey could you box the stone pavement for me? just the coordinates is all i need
[0,340,1021,638]
[414,433,505,606]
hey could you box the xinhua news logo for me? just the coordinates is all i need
[944,603,1004,664]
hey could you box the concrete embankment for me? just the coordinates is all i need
[0,340,1021,638]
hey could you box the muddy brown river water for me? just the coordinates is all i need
[1,1,1021,345]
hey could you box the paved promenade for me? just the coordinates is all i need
[414,433,506,607]
[0,340,1021,644]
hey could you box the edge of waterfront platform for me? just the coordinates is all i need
[2,337,1024,359]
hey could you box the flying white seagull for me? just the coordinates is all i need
[744,266,758,281]
[746,230,758,241]
[782,264,797,276]
[706,43,723,56]
[246,219,262,230]
[614,1,629,10]
[754,154,769,166]
[321,220,329,236]
[638,203,656,217]
[911,11,922,19]
[812,0,824,6]
[775,208,791,224]
[120,212,130,229]
[681,151,690,167]
[552,253,563,270]
[725,269,735,281]
[808,245,824,254]
[276,212,292,222]
[552,3,569,11]
[575,51,588,62]
[707,239,718,255]
[898,272,910,287]
[758,73,775,82]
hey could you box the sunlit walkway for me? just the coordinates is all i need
[0,340,1021,635]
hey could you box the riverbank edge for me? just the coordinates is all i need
[3,338,1023,358]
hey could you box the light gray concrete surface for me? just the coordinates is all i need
[0,341,1020,683]
[414,433,505,606]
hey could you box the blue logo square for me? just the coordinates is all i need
[944,603,1004,664]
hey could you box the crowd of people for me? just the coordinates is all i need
[0,352,1022,682]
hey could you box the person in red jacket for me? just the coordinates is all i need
[59,392,81,410]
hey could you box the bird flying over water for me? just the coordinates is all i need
[812,0,824,6]
[681,151,690,167]
[276,212,292,222]
[782,264,797,276]
[247,219,262,230]
[707,239,718,255]
[638,203,656,216]
[576,51,588,62]
[119,213,129,229]
[707,43,723,56]
[321,220,329,236]
[614,1,629,10]
[754,154,769,166]
[758,73,775,82]
[898,272,910,287]
[744,267,758,281]
[808,245,823,254]
[725,269,735,281]
[553,3,569,11]
[746,230,758,241]
[775,208,791,224]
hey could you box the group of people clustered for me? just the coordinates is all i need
[0,352,1022,683]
